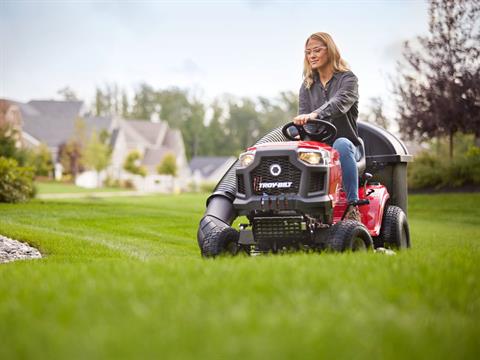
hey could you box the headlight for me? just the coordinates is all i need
[239,151,255,167]
[297,149,329,165]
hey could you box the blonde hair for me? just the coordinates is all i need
[303,32,350,89]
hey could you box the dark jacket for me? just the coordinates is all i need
[299,70,360,146]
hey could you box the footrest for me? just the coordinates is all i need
[350,199,370,206]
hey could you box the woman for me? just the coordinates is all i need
[294,32,361,221]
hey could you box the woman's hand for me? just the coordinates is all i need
[293,112,318,125]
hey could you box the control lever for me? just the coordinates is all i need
[363,172,373,195]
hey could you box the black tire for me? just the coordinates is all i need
[201,227,240,258]
[376,205,410,249]
[326,220,373,252]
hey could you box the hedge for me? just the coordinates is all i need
[0,156,35,203]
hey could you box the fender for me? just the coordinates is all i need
[361,185,390,236]
[332,185,389,237]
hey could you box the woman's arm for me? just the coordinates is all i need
[313,72,358,119]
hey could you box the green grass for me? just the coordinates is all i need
[0,193,479,359]
[35,181,128,194]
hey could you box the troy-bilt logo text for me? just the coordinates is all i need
[258,181,293,189]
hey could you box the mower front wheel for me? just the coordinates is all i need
[201,227,240,258]
[326,220,373,252]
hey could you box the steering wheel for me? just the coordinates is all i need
[282,119,337,143]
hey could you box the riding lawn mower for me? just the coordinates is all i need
[197,120,412,257]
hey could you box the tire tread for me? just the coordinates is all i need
[327,220,373,252]
[378,205,410,249]
[202,227,239,257]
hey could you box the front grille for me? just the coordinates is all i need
[309,172,325,193]
[252,216,306,242]
[237,175,245,194]
[251,157,301,195]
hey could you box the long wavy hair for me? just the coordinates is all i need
[303,32,350,89]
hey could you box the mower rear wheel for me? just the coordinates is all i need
[377,205,410,249]
[201,227,240,258]
[327,220,373,252]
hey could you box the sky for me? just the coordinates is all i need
[0,0,430,115]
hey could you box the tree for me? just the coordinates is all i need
[202,101,230,156]
[58,118,87,179]
[363,97,389,130]
[58,141,82,179]
[257,94,296,135]
[182,99,206,159]
[227,98,261,152]
[57,86,78,101]
[278,91,299,117]
[131,83,157,120]
[32,143,53,177]
[121,90,130,118]
[0,124,20,160]
[84,130,111,186]
[395,0,480,158]
[123,150,146,177]
[0,124,30,166]
[156,88,191,127]
[94,88,107,116]
[157,153,177,176]
[94,84,127,117]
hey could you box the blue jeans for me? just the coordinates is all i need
[333,137,359,203]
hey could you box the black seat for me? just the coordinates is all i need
[356,137,366,176]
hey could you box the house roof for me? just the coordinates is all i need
[142,147,171,167]
[27,100,83,119]
[189,156,236,178]
[16,102,40,117]
[162,128,185,154]
[118,119,148,145]
[126,120,167,146]
[83,115,112,131]
[19,100,84,147]
[18,100,114,148]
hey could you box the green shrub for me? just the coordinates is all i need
[408,152,443,189]
[123,151,147,177]
[452,146,480,185]
[104,176,121,188]
[0,125,33,166]
[0,156,35,203]
[157,153,177,176]
[408,146,480,190]
[32,143,54,177]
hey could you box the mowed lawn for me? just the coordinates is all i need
[0,193,479,359]
[35,181,129,194]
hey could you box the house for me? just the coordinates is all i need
[189,156,237,188]
[107,118,190,191]
[0,99,31,148]
[1,99,190,191]
[118,119,189,177]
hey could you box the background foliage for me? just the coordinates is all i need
[157,153,177,177]
[93,85,298,159]
[395,0,480,157]
[0,156,35,203]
